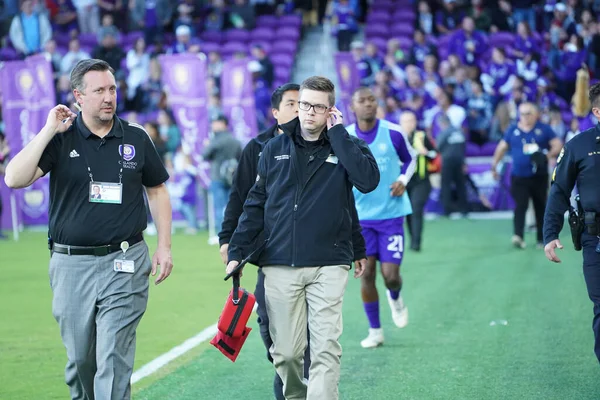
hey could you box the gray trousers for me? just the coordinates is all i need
[49,241,152,400]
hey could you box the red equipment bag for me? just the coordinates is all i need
[216,273,256,338]
[210,326,252,362]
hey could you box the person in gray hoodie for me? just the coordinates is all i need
[202,114,242,242]
[436,114,468,217]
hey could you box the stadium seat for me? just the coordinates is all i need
[225,29,251,43]
[250,27,275,42]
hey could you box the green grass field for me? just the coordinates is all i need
[1,218,599,400]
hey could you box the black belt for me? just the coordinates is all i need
[51,234,144,256]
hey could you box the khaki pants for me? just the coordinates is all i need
[262,265,350,400]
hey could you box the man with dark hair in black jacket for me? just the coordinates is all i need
[226,76,379,400]
[219,83,367,400]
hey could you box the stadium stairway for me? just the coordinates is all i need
[291,25,339,88]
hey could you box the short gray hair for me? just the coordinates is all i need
[70,59,115,92]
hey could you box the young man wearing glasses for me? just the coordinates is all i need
[491,102,562,249]
[226,76,379,399]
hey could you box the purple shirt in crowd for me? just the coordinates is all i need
[449,30,489,66]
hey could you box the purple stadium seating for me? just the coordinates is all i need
[392,36,413,49]
[256,15,279,28]
[271,40,298,55]
[276,26,300,41]
[270,53,295,68]
[125,31,144,46]
[279,14,302,28]
[0,47,19,61]
[366,11,390,24]
[489,32,515,48]
[390,24,414,38]
[480,142,497,156]
[201,31,223,44]
[393,10,417,22]
[251,27,275,42]
[367,37,388,54]
[249,40,272,54]
[364,24,388,39]
[201,42,221,54]
[370,1,395,12]
[275,66,291,81]
[465,142,481,157]
[78,32,98,47]
[225,29,251,43]
[220,41,247,56]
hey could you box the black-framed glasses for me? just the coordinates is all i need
[298,101,329,114]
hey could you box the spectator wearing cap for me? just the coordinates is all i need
[251,44,274,88]
[435,0,464,35]
[169,25,201,54]
[173,3,196,36]
[9,0,52,57]
[549,2,577,48]
[448,16,488,67]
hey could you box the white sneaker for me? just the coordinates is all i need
[512,235,526,249]
[387,291,408,328]
[360,328,384,348]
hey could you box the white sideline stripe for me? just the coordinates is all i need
[131,302,259,384]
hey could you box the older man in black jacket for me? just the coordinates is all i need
[226,76,379,400]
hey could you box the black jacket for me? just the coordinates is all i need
[544,124,600,245]
[219,124,368,262]
[228,118,380,267]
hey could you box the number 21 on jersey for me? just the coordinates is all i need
[387,235,403,259]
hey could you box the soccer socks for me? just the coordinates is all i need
[388,289,400,301]
[363,301,381,329]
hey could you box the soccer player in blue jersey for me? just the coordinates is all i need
[347,87,417,348]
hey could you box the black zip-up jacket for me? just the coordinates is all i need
[228,118,380,267]
[219,124,368,261]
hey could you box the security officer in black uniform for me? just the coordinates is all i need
[543,82,600,364]
[218,83,367,400]
[4,59,174,399]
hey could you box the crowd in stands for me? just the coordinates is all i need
[346,0,600,157]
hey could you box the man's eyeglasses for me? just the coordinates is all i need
[298,101,329,114]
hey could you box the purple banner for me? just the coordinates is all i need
[0,54,56,229]
[425,157,515,213]
[334,52,360,126]
[220,58,258,146]
[158,53,210,187]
